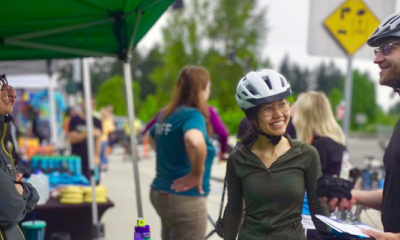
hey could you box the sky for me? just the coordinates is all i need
[136,0,400,112]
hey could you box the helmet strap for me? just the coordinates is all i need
[248,116,282,146]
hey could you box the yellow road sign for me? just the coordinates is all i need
[324,0,380,55]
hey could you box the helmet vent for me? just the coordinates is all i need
[280,77,286,87]
[242,91,248,97]
[246,85,258,95]
[388,15,400,25]
[237,93,242,99]
[261,76,272,90]
[243,77,247,81]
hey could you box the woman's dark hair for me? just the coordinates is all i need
[237,106,260,146]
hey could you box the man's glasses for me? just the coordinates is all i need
[374,42,400,56]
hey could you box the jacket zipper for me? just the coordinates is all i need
[266,168,271,229]
[0,229,4,240]
[1,123,16,175]
[16,225,25,240]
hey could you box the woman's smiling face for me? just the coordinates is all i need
[0,84,13,115]
[256,99,290,136]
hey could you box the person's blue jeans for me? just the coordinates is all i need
[100,141,109,170]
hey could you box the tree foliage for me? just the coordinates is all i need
[146,0,268,132]
[389,101,400,115]
[96,75,140,116]
[315,61,343,95]
[350,70,378,129]
[279,55,310,95]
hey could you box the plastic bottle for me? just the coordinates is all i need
[41,156,49,172]
[134,218,150,240]
[28,170,50,205]
[48,156,55,170]
[67,156,75,174]
[74,155,82,175]
[54,156,61,170]
[31,155,39,170]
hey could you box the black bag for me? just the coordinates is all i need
[317,175,352,200]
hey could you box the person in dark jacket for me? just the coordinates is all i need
[293,91,348,239]
[4,87,21,168]
[327,12,400,239]
[0,75,39,240]
[224,70,332,240]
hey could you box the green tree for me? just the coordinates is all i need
[389,101,400,115]
[350,70,378,129]
[96,75,140,116]
[328,88,343,115]
[315,61,343,94]
[90,58,124,94]
[147,0,268,132]
[279,55,310,94]
[279,54,291,83]
[134,45,163,101]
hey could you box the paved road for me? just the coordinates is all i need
[101,136,389,240]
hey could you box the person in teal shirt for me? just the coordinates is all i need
[149,66,215,240]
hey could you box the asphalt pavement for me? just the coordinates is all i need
[100,136,389,240]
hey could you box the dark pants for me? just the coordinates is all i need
[304,229,319,240]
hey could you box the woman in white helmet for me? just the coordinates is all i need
[223,69,333,240]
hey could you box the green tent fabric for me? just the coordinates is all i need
[0,0,174,60]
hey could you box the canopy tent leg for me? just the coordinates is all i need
[82,58,104,239]
[122,61,143,218]
[48,72,58,147]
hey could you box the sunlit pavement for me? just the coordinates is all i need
[101,136,386,240]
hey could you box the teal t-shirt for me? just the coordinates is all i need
[150,106,215,196]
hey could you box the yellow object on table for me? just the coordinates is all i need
[59,186,84,204]
[59,185,108,204]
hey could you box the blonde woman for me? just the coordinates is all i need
[293,91,347,240]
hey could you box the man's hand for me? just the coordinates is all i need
[171,172,204,194]
[322,195,356,211]
[16,173,24,182]
[93,128,102,138]
[362,229,400,240]
[15,173,25,196]
[321,175,356,211]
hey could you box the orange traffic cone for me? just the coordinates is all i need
[143,134,149,158]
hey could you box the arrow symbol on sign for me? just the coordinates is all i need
[358,9,366,16]
[341,7,351,19]
[338,29,347,34]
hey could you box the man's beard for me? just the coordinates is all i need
[380,62,400,89]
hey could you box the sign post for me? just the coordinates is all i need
[343,55,354,140]
[323,0,380,142]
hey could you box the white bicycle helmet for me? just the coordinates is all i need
[368,11,400,47]
[236,69,292,109]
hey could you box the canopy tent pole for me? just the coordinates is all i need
[122,61,143,218]
[82,58,101,237]
[48,72,58,147]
